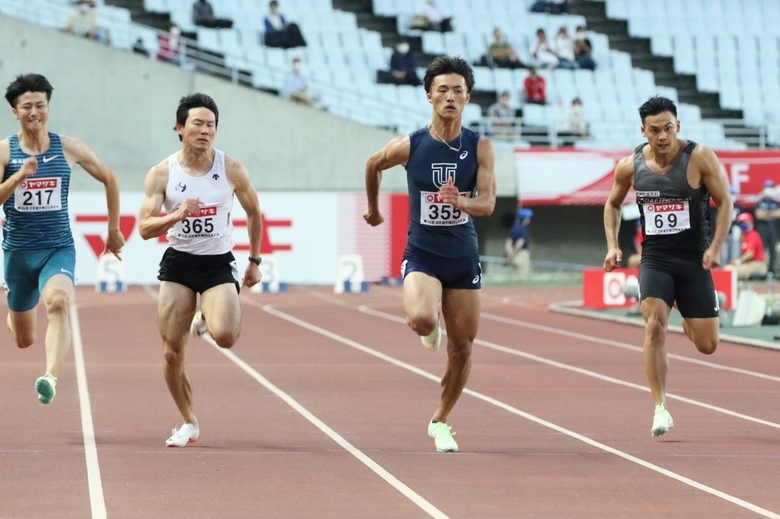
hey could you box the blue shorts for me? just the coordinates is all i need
[401,245,482,290]
[3,246,76,312]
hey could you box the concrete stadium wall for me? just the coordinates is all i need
[0,15,518,196]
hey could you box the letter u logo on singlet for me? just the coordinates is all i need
[431,163,457,189]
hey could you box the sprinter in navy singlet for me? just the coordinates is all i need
[0,74,124,405]
[364,56,496,452]
[603,96,732,437]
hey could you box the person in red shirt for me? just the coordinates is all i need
[727,212,767,279]
[523,67,546,105]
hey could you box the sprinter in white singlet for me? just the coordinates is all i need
[138,93,263,448]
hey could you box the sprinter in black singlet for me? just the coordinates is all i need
[364,56,496,452]
[603,96,732,437]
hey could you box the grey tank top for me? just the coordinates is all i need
[633,141,712,253]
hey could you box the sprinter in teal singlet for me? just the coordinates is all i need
[364,56,497,453]
[0,74,124,405]
[603,96,731,437]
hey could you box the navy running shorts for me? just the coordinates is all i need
[401,245,482,290]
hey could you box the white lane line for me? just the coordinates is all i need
[358,306,780,431]
[263,304,780,519]
[481,311,780,383]
[71,304,107,519]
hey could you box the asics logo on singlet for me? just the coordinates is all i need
[42,155,59,163]
[175,182,187,192]
[459,151,468,160]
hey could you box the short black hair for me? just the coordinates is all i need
[423,56,475,94]
[5,73,54,108]
[638,96,677,124]
[174,93,219,140]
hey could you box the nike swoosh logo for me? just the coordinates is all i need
[42,155,59,163]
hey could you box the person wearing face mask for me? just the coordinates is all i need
[284,57,315,107]
[573,25,596,70]
[558,97,588,144]
[726,213,767,280]
[263,0,306,49]
[64,0,99,40]
[157,24,183,65]
[755,180,779,275]
[377,40,422,86]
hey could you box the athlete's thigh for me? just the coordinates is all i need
[682,316,719,345]
[200,282,241,333]
[674,262,718,319]
[40,273,74,304]
[157,281,197,347]
[638,261,675,309]
[441,288,480,345]
[403,271,442,320]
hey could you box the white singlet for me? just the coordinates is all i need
[163,149,234,255]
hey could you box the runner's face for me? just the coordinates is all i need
[427,74,470,121]
[12,92,49,132]
[178,107,216,151]
[641,111,680,156]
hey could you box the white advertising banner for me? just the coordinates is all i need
[2,192,393,286]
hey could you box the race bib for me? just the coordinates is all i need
[14,177,62,212]
[174,205,220,238]
[420,191,469,226]
[644,201,691,235]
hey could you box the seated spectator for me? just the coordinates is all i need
[156,24,183,64]
[192,0,233,29]
[530,0,571,14]
[574,26,597,70]
[132,37,150,57]
[409,0,452,32]
[531,28,559,69]
[558,98,589,144]
[726,212,768,280]
[487,91,516,138]
[377,40,422,86]
[486,28,525,69]
[64,1,99,40]
[523,67,547,105]
[263,1,306,49]
[284,57,315,107]
[554,26,577,69]
[505,208,533,279]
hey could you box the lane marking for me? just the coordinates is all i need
[264,304,780,519]
[71,304,107,519]
[267,304,780,516]
[201,330,450,519]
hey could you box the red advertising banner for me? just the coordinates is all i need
[516,148,780,207]
[582,268,737,310]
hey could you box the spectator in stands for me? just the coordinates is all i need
[486,28,525,70]
[409,0,452,32]
[722,185,744,266]
[283,57,315,106]
[505,208,533,279]
[726,212,767,280]
[574,26,597,70]
[64,1,99,40]
[377,40,422,86]
[192,0,233,29]
[530,0,571,14]
[558,97,589,143]
[263,1,306,49]
[554,26,577,69]
[755,180,780,275]
[133,38,150,57]
[531,29,559,69]
[523,67,547,105]
[487,91,516,139]
[156,23,183,64]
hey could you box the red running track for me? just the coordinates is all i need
[1,285,780,518]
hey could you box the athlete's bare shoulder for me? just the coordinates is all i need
[223,152,248,176]
[0,138,9,166]
[613,153,636,185]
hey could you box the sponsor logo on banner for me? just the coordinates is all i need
[603,272,626,305]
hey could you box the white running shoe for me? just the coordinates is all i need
[651,404,674,437]
[428,421,458,452]
[190,311,208,337]
[166,423,200,447]
[420,321,442,352]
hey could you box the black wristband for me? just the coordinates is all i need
[248,256,262,266]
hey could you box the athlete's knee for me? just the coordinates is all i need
[210,329,239,349]
[407,313,437,336]
[14,332,35,349]
[447,340,472,362]
[694,337,718,355]
[644,314,668,343]
[43,289,71,315]
[163,344,185,367]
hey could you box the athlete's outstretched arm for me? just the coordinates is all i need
[603,155,634,271]
[138,162,199,240]
[439,136,496,217]
[63,136,124,258]
[695,145,732,269]
[363,135,410,227]
[227,158,262,288]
